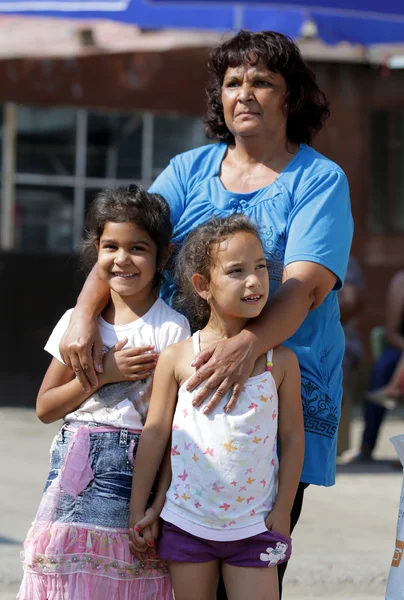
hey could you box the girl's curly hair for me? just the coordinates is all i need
[205,29,330,146]
[174,214,263,331]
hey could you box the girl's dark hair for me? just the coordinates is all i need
[205,29,330,146]
[174,214,263,331]
[81,184,172,289]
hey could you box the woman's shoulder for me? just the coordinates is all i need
[282,144,348,202]
[298,144,345,175]
[171,142,226,181]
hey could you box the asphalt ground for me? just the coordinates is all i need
[1,406,403,599]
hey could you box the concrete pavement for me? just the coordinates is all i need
[1,406,403,599]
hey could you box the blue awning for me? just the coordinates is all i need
[0,0,403,45]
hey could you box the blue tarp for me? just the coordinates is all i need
[0,0,403,45]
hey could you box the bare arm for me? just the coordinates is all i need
[59,265,110,390]
[37,339,159,424]
[36,359,93,424]
[385,272,404,350]
[265,347,304,537]
[187,261,337,413]
[130,347,179,524]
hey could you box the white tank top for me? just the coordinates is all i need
[161,332,279,541]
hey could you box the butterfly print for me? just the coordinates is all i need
[248,402,258,412]
[182,493,190,501]
[236,496,245,503]
[183,409,188,418]
[245,468,253,474]
[272,410,277,420]
[212,482,225,493]
[231,481,237,486]
[263,436,269,444]
[253,436,262,444]
[195,501,201,509]
[184,442,192,451]
[219,503,231,511]
[204,447,214,456]
[260,395,268,403]
[224,440,237,453]
[178,469,188,481]
[192,453,199,462]
[171,445,180,456]
[247,477,255,485]
[246,496,254,504]
[239,486,247,492]
[260,479,266,487]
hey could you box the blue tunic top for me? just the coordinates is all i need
[150,142,353,486]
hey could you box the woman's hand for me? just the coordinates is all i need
[265,508,291,539]
[129,507,160,560]
[101,339,159,386]
[59,312,103,393]
[185,329,257,415]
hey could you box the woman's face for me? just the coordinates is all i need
[221,60,288,140]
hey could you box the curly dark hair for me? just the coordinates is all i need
[174,214,263,331]
[81,184,172,290]
[205,29,330,146]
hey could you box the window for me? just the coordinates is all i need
[370,111,404,233]
[1,106,205,253]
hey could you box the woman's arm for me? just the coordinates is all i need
[187,260,337,413]
[265,347,304,537]
[59,265,110,391]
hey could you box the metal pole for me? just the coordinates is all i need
[141,112,154,186]
[1,103,17,250]
[73,109,88,250]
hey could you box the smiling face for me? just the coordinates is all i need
[97,221,158,302]
[221,60,288,141]
[203,231,269,324]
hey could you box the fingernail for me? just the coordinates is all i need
[96,363,103,373]
[134,526,140,532]
[84,387,89,393]
[203,407,210,415]
[148,541,155,547]
[190,359,196,367]
[192,401,198,407]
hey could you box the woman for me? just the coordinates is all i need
[60,30,353,595]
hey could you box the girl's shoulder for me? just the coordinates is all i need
[271,345,299,385]
[158,336,195,382]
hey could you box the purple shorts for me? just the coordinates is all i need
[157,521,292,568]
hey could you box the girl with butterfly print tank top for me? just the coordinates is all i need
[130,215,304,600]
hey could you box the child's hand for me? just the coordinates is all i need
[101,339,159,385]
[265,508,291,539]
[129,507,160,560]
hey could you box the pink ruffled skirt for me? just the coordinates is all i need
[18,425,172,600]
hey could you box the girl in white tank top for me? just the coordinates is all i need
[129,215,304,600]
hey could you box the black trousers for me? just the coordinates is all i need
[216,482,309,599]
